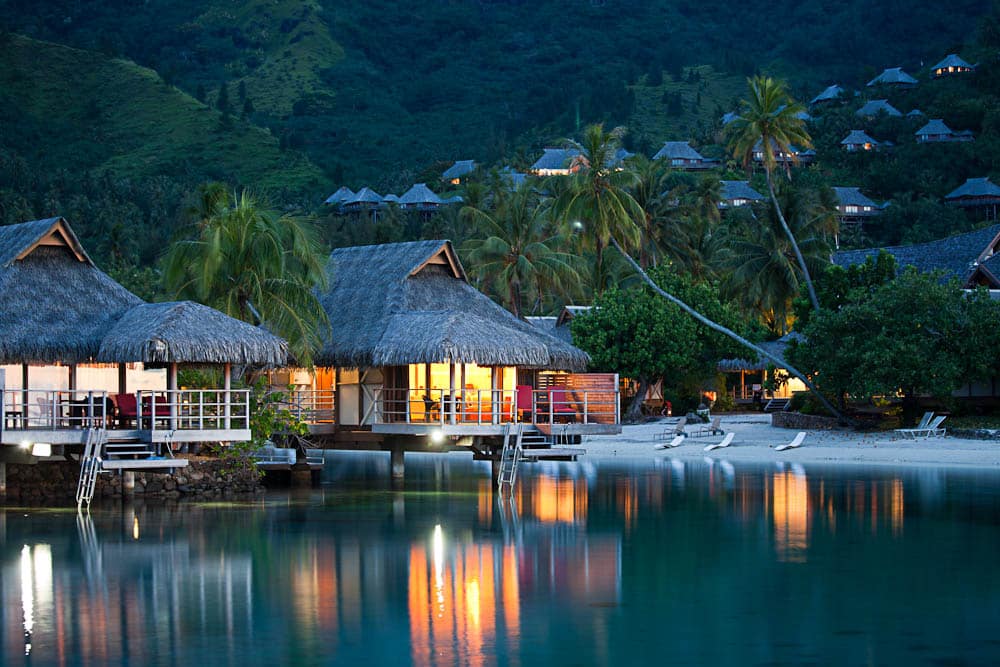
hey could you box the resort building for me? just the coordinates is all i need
[833,223,1000,288]
[718,333,808,409]
[810,84,846,106]
[651,141,719,170]
[856,99,902,118]
[841,130,880,152]
[499,166,528,190]
[752,139,815,166]
[398,183,450,213]
[274,241,620,460]
[832,187,883,236]
[867,67,918,88]
[0,218,287,477]
[324,186,355,206]
[945,178,1000,220]
[719,180,766,209]
[915,119,974,143]
[442,160,477,185]
[931,54,975,78]
[529,147,632,176]
[525,306,591,345]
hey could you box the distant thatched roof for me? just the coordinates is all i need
[720,180,765,203]
[810,84,845,105]
[867,67,918,86]
[833,224,1000,286]
[325,186,355,205]
[932,54,974,72]
[97,301,288,366]
[832,187,878,208]
[316,240,589,370]
[946,178,1000,201]
[0,218,143,364]
[856,99,901,117]
[916,119,954,137]
[653,141,705,161]
[442,160,476,180]
[718,332,804,372]
[531,148,581,171]
[398,183,444,207]
[841,130,879,146]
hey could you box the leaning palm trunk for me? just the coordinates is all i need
[610,237,847,422]
[765,167,820,312]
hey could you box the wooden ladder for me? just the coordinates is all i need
[76,427,106,511]
[496,423,524,495]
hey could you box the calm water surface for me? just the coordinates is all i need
[3,453,1000,666]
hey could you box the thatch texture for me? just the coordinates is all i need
[316,240,589,370]
[0,218,142,363]
[97,301,288,366]
[718,333,804,372]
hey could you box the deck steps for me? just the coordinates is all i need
[764,398,791,413]
[104,442,156,459]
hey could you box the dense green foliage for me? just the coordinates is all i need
[790,265,1000,404]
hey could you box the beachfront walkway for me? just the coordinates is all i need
[581,414,1000,469]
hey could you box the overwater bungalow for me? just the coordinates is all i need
[272,241,620,455]
[0,218,287,471]
[931,54,975,78]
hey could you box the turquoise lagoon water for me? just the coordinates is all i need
[3,453,1000,666]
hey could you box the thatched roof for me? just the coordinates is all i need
[653,141,705,161]
[867,67,918,86]
[946,178,1000,201]
[442,160,476,180]
[398,183,444,207]
[833,224,1000,285]
[97,301,288,366]
[841,130,879,146]
[0,218,143,364]
[720,180,765,203]
[832,187,879,208]
[916,119,954,137]
[325,186,355,205]
[315,240,589,370]
[718,332,804,372]
[932,54,974,72]
[856,99,902,117]
[810,84,845,105]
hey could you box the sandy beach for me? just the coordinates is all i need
[579,414,1000,469]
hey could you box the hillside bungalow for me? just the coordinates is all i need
[718,333,808,407]
[907,109,925,118]
[324,186,355,206]
[525,306,591,345]
[916,119,974,143]
[945,178,1000,220]
[0,218,287,467]
[499,166,528,190]
[810,84,846,106]
[277,241,619,453]
[721,111,739,126]
[856,99,902,118]
[931,54,975,78]
[719,180,766,209]
[833,223,1000,288]
[652,141,719,170]
[867,67,918,88]
[752,139,814,166]
[398,183,448,213]
[442,160,477,185]
[529,147,633,176]
[832,187,882,244]
[841,130,880,152]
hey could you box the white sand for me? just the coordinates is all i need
[578,414,1000,470]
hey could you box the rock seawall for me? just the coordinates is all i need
[3,458,263,503]
[771,411,840,430]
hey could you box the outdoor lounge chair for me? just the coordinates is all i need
[692,416,724,438]
[894,412,935,439]
[776,431,806,451]
[547,387,576,423]
[704,432,735,452]
[515,385,534,422]
[896,414,947,439]
[656,417,687,442]
[655,435,686,450]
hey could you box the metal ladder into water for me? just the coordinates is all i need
[496,423,524,495]
[76,427,106,510]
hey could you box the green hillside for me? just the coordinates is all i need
[0,33,326,192]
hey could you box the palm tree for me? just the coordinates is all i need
[551,123,847,421]
[550,124,643,286]
[461,186,580,318]
[162,187,329,366]
[721,184,834,333]
[727,75,821,311]
[626,155,673,269]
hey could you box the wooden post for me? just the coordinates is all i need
[123,471,135,495]
[223,363,232,430]
[68,364,77,392]
[118,363,127,396]
[21,364,28,426]
[168,363,178,431]
[449,362,456,425]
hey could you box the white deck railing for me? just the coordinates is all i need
[136,389,251,432]
[265,389,336,424]
[1,389,111,430]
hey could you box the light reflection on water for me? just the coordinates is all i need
[3,453,1000,666]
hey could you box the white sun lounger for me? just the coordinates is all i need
[704,432,735,452]
[655,435,686,450]
[775,432,806,452]
[897,415,947,439]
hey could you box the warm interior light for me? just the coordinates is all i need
[19,441,31,451]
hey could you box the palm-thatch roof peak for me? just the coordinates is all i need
[316,240,589,370]
[97,301,288,366]
[0,217,92,267]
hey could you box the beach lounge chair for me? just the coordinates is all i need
[775,431,806,452]
[657,416,687,441]
[655,435,686,450]
[704,432,735,452]
[896,414,947,439]
[894,412,935,439]
[692,416,723,438]
[930,415,947,437]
